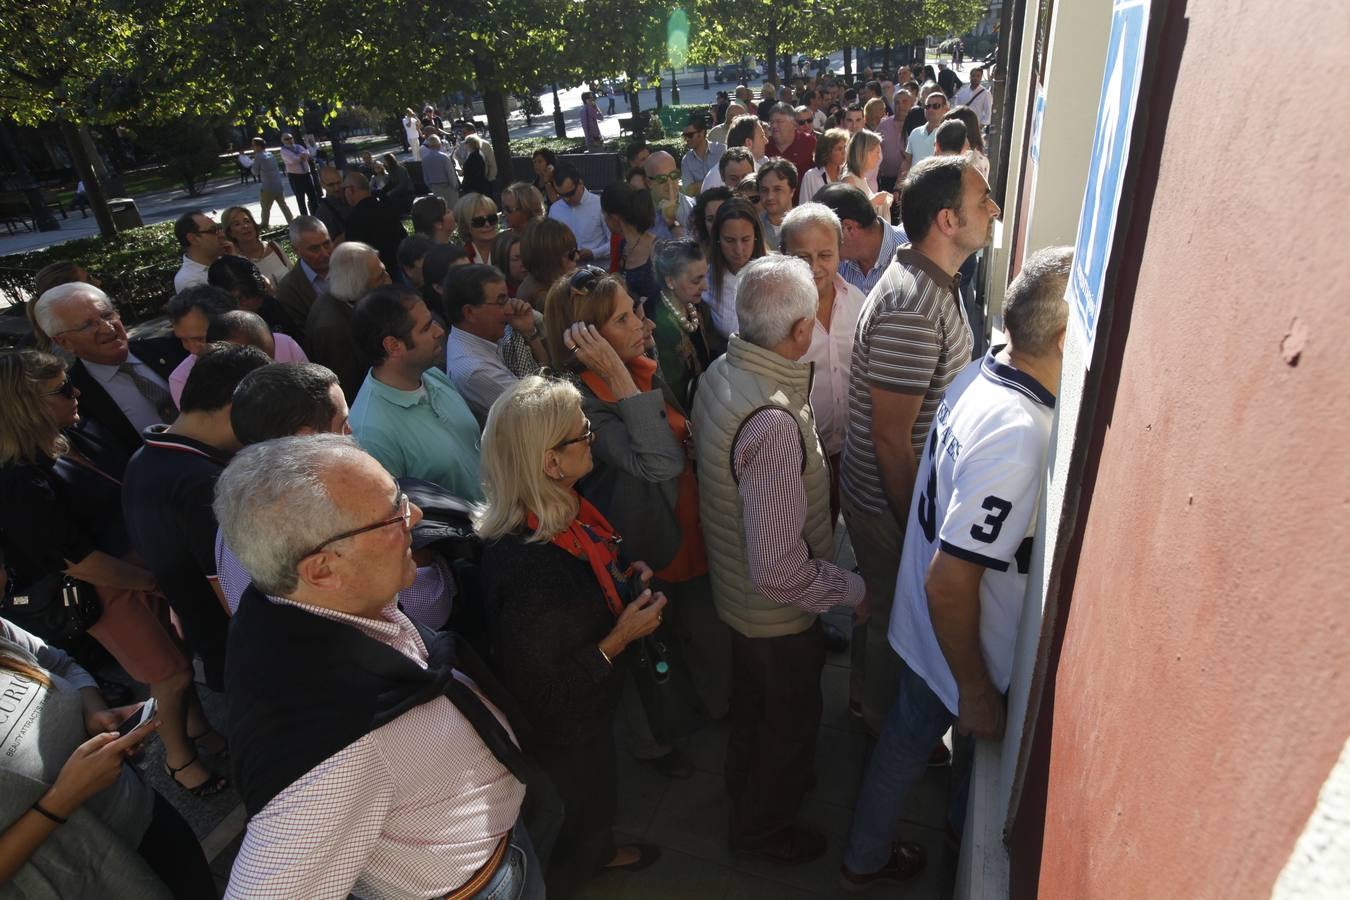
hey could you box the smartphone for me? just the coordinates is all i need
[626,570,647,605]
[116,698,157,737]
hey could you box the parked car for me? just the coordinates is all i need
[715,64,760,83]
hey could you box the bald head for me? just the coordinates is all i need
[643,151,677,178]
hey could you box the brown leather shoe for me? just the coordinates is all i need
[839,842,926,892]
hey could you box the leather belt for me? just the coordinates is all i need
[443,832,511,900]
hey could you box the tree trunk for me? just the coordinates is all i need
[0,121,60,232]
[552,84,567,139]
[670,67,680,104]
[884,42,894,74]
[702,65,709,90]
[843,47,853,79]
[58,118,116,238]
[482,87,512,190]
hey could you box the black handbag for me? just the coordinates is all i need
[628,620,706,745]
[0,571,102,644]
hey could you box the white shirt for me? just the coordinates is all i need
[889,350,1056,715]
[702,268,740,339]
[174,255,210,293]
[798,166,839,205]
[800,275,867,456]
[445,327,519,422]
[83,352,173,433]
[954,84,993,127]
[547,189,611,267]
[812,108,828,131]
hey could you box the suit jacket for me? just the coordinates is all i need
[275,264,318,340]
[67,336,187,461]
[344,195,407,279]
[305,293,366,402]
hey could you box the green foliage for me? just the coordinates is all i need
[132,118,232,196]
[0,222,180,325]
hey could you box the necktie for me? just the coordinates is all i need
[118,362,177,422]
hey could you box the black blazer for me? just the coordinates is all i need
[344,195,408,279]
[67,336,186,460]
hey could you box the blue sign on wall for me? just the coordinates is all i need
[1067,0,1150,364]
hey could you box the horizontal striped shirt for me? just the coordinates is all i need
[841,247,972,516]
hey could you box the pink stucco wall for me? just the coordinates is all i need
[1022,1,1350,895]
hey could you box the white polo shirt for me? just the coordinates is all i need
[905,124,938,166]
[889,348,1056,714]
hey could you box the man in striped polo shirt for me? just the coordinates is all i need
[841,154,1000,736]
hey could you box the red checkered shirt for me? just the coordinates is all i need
[224,597,526,900]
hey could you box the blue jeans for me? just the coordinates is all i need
[843,660,964,874]
[468,819,545,900]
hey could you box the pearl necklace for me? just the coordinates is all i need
[661,292,699,333]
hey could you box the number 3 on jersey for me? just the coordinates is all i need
[970,496,1012,543]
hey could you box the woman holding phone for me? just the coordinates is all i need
[475,376,665,898]
[0,618,216,897]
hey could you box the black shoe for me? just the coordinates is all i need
[730,825,828,865]
[603,843,661,872]
[839,843,927,892]
[822,619,850,653]
[641,748,695,779]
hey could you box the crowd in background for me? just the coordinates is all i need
[0,59,1073,900]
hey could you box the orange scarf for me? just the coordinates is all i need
[580,357,708,582]
[527,493,626,617]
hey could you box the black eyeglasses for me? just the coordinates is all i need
[554,420,595,449]
[925,102,947,110]
[556,181,582,201]
[569,265,605,293]
[46,377,76,399]
[192,224,224,235]
[300,492,411,559]
[470,214,498,228]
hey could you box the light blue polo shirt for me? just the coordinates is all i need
[350,366,484,502]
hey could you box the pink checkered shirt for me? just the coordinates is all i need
[224,597,526,900]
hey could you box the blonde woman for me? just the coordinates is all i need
[454,192,500,264]
[222,206,290,285]
[842,128,893,219]
[475,376,665,896]
[798,127,849,202]
[500,182,546,237]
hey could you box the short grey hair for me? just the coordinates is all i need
[327,241,378,303]
[425,133,442,149]
[778,202,842,253]
[735,255,818,348]
[1003,246,1074,355]
[212,434,369,595]
[288,215,327,245]
[34,282,112,335]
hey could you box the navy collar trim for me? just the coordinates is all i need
[980,346,1055,409]
[140,425,233,464]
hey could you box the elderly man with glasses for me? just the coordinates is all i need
[442,263,541,423]
[644,151,694,241]
[679,115,724,197]
[33,282,186,462]
[216,434,544,900]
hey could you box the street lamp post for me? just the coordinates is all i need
[671,66,680,104]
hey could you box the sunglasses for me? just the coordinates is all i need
[555,181,583,200]
[648,172,680,185]
[470,214,498,228]
[569,265,605,293]
[925,102,948,110]
[46,377,76,399]
[554,419,596,449]
[301,492,411,559]
[797,118,812,125]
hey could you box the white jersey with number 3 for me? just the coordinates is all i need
[888,348,1056,715]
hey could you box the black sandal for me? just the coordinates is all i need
[164,754,230,798]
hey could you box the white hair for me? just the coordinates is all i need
[735,255,817,348]
[288,215,327,245]
[778,202,842,253]
[212,434,369,595]
[34,282,112,335]
[327,241,379,303]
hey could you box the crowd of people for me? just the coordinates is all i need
[0,59,1075,900]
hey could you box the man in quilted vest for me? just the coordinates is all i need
[692,256,864,865]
